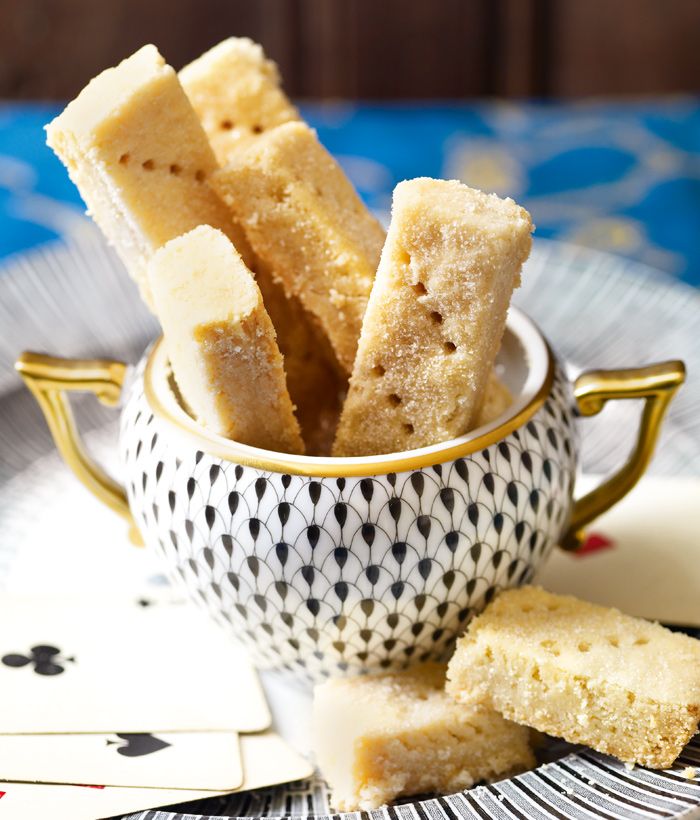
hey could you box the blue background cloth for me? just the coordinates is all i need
[1,99,698,284]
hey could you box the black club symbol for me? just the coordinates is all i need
[2,645,75,676]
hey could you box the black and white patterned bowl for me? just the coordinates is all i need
[115,307,583,681]
[18,300,682,682]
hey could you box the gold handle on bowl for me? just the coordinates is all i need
[560,360,686,551]
[15,351,142,544]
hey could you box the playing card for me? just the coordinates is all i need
[0,731,242,790]
[0,596,270,732]
[538,476,700,626]
[0,732,313,820]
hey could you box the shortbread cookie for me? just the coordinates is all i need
[333,178,532,456]
[179,37,300,164]
[147,226,304,454]
[211,122,386,373]
[446,586,700,769]
[475,372,513,429]
[179,42,343,453]
[45,45,254,308]
[313,664,533,811]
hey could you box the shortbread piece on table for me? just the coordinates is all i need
[333,178,532,457]
[446,586,700,769]
[211,122,386,374]
[179,37,300,164]
[45,44,253,308]
[180,41,343,454]
[313,664,533,811]
[147,226,304,454]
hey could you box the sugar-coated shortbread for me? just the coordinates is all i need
[333,178,532,456]
[475,372,513,428]
[45,45,253,308]
[211,122,386,374]
[180,41,342,454]
[179,37,300,165]
[313,664,533,811]
[446,586,700,769]
[147,226,304,454]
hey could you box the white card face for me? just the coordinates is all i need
[0,732,313,820]
[539,476,700,626]
[0,597,270,733]
[0,731,242,790]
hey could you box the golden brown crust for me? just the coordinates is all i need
[211,122,386,374]
[333,178,532,457]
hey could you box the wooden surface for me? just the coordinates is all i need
[0,0,698,99]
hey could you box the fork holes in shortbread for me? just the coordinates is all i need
[252,124,264,134]
[444,341,457,354]
[413,282,427,296]
[403,423,415,435]
[607,636,620,648]
[169,164,181,176]
[388,393,402,407]
[195,169,206,183]
[634,637,649,646]
[430,311,443,325]
[118,153,129,165]
[221,119,234,130]
[372,364,385,377]
[142,159,155,170]
[577,641,591,653]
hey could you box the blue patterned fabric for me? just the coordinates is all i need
[1,99,698,284]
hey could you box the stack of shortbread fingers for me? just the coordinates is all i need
[313,586,700,811]
[46,37,532,457]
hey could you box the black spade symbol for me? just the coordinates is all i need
[334,547,348,568]
[498,442,511,462]
[483,473,495,494]
[418,558,433,579]
[365,565,380,585]
[432,464,442,477]
[228,491,240,515]
[445,531,459,552]
[255,477,267,501]
[187,477,195,500]
[543,459,553,483]
[334,582,349,602]
[248,518,260,540]
[185,520,194,541]
[361,523,375,546]
[203,547,215,569]
[169,530,178,550]
[155,461,163,481]
[107,733,171,758]
[468,502,479,526]
[301,565,315,586]
[209,465,220,484]
[360,479,374,501]
[221,534,234,557]
[391,542,407,565]
[521,452,533,474]
[526,420,539,439]
[387,472,397,487]
[205,505,216,529]
[195,450,204,464]
[246,556,260,577]
[336,478,346,492]
[281,474,291,489]
[234,465,244,480]
[168,491,176,513]
[306,598,320,616]
[507,481,519,506]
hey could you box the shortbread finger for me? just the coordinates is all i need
[313,664,533,811]
[333,178,532,457]
[179,37,300,164]
[179,43,344,453]
[446,586,700,769]
[211,122,386,373]
[474,372,513,429]
[147,226,304,454]
[45,44,254,308]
